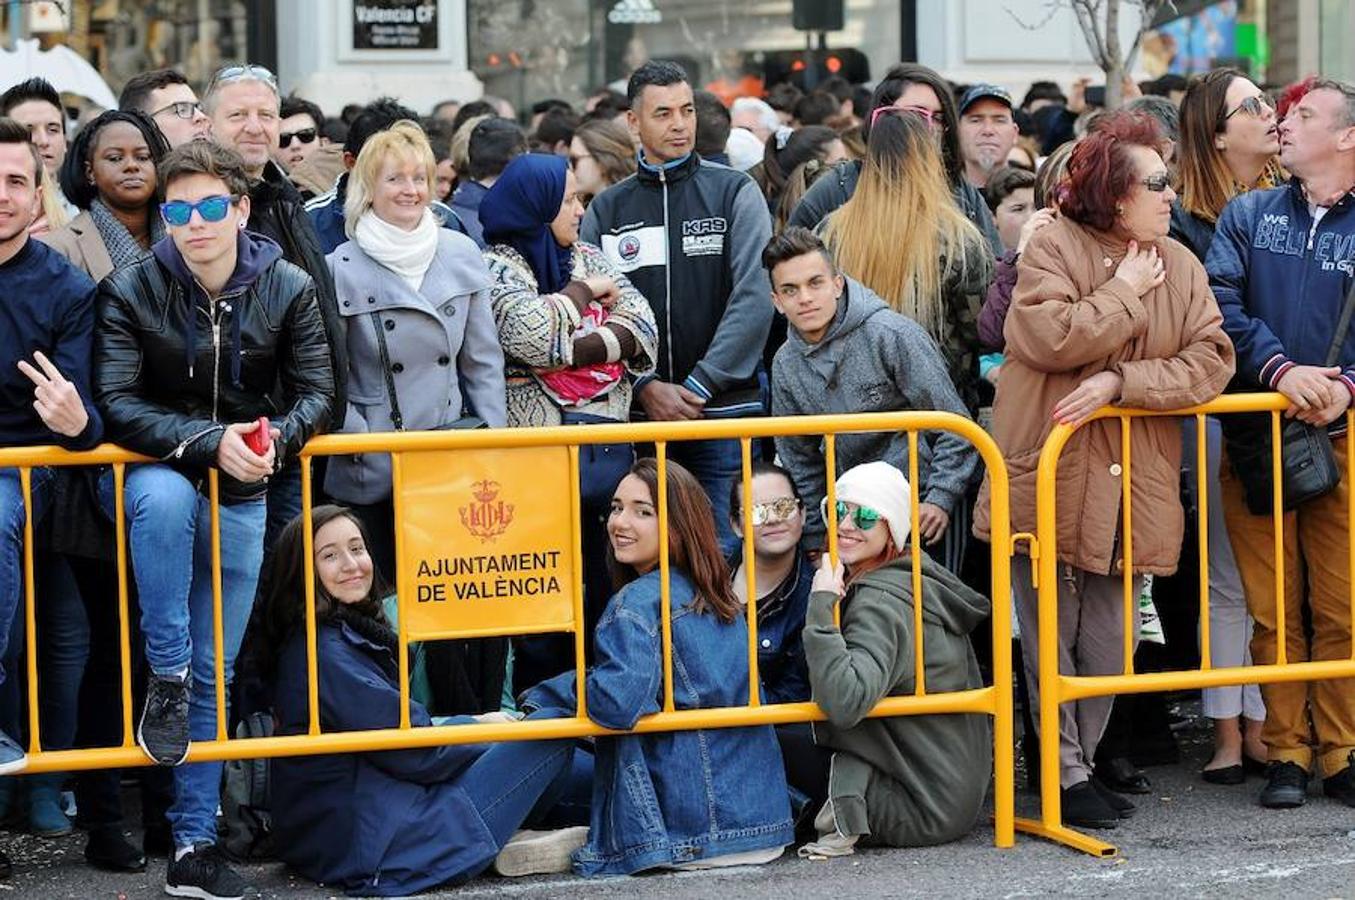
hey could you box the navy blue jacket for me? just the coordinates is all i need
[525,569,793,875]
[0,239,102,449]
[450,179,489,248]
[306,173,468,255]
[270,619,497,896]
[1206,180,1355,395]
[726,542,812,704]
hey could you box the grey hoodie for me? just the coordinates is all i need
[803,552,992,846]
[771,278,980,545]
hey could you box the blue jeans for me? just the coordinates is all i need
[98,465,267,846]
[460,711,576,854]
[0,467,55,685]
[668,438,748,554]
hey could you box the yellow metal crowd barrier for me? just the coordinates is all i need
[1025,393,1355,857]
[0,412,1017,850]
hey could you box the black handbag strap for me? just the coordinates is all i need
[1323,276,1355,367]
[370,311,404,432]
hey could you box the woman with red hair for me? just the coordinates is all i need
[974,110,1236,830]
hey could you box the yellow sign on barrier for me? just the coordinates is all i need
[397,446,577,639]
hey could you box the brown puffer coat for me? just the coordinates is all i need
[973,216,1235,576]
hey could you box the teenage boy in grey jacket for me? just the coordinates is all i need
[766,227,979,557]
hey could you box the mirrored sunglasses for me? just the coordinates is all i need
[870,104,944,130]
[160,195,235,227]
[749,497,801,527]
[279,128,318,149]
[834,500,882,531]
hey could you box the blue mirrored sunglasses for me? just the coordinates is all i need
[160,195,235,227]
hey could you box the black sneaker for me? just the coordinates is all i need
[1259,761,1309,809]
[1091,777,1136,818]
[166,842,251,900]
[1323,751,1355,807]
[138,672,191,766]
[1060,781,1119,830]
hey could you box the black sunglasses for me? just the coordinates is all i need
[279,128,317,149]
[1140,172,1172,193]
[1223,95,1271,122]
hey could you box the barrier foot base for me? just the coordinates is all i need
[1012,817,1117,858]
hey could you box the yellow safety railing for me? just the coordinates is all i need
[1023,393,1355,857]
[0,412,1017,849]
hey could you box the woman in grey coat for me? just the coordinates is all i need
[323,120,506,577]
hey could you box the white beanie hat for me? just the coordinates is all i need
[820,461,912,550]
[725,127,765,172]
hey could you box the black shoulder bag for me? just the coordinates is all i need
[1223,277,1355,515]
[371,312,485,431]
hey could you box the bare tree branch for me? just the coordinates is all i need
[1002,0,1063,32]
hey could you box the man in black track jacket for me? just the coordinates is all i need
[581,61,773,550]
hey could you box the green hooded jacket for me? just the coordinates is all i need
[803,552,992,846]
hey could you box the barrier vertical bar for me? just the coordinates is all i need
[740,437,761,706]
[113,464,135,746]
[1349,409,1355,661]
[656,443,675,712]
[908,430,925,695]
[1196,414,1212,670]
[824,433,839,627]
[300,457,320,735]
[985,445,1015,848]
[568,446,588,719]
[1036,432,1063,831]
[20,468,40,752]
[1120,417,1134,676]
[208,470,227,742]
[1271,411,1287,665]
[391,452,411,729]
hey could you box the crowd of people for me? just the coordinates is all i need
[0,51,1353,899]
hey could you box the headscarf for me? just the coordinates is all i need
[480,153,572,294]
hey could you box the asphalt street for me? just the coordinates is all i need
[2,705,1354,899]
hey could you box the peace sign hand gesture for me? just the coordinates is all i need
[17,351,89,439]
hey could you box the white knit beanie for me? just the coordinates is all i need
[819,461,912,550]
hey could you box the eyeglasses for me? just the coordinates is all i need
[870,104,944,130]
[834,501,883,531]
[150,100,204,121]
[748,497,801,527]
[206,63,279,95]
[1223,95,1272,122]
[279,127,317,149]
[160,195,236,227]
[1139,172,1172,193]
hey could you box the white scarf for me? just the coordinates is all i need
[354,207,439,291]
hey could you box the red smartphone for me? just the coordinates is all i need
[244,416,271,456]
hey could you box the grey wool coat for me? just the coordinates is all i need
[324,229,507,505]
[771,278,979,546]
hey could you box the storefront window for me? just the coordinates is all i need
[91,0,254,92]
[1320,0,1354,81]
[468,0,900,110]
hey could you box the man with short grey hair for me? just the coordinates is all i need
[205,63,346,548]
[1208,76,1355,812]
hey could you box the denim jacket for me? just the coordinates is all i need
[524,569,793,875]
[726,541,812,704]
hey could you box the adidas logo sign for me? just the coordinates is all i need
[608,0,662,25]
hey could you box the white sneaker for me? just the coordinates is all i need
[493,826,589,877]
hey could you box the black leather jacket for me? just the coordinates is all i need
[250,161,348,419]
[94,236,334,502]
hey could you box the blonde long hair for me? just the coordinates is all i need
[344,119,437,237]
[822,112,982,342]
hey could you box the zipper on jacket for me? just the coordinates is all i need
[660,166,675,384]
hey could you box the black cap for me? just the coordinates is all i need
[959,83,1014,114]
